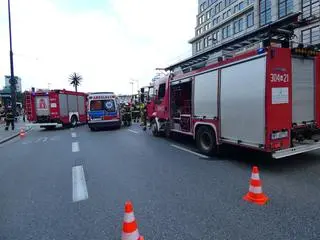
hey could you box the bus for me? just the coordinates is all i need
[87,92,121,131]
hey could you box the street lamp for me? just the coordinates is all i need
[7,0,17,114]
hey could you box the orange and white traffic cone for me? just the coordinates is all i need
[121,201,144,240]
[19,128,26,139]
[243,166,268,205]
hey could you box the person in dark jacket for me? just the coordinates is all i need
[5,106,15,131]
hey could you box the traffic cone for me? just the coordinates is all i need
[121,201,144,240]
[243,166,268,205]
[19,128,26,138]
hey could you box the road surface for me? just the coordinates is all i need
[0,124,319,239]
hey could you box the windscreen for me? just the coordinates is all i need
[90,99,116,112]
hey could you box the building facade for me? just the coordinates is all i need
[190,0,320,55]
[4,75,22,93]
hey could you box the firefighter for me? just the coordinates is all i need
[5,106,15,131]
[140,103,147,131]
[22,108,26,122]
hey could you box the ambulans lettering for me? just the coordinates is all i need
[92,95,115,100]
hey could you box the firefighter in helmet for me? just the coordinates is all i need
[5,106,15,131]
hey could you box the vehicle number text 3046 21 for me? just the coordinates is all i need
[270,73,289,83]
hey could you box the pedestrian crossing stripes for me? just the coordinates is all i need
[21,136,61,145]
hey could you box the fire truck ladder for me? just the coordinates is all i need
[165,12,316,74]
[25,92,33,118]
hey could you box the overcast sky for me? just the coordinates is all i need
[0,0,196,94]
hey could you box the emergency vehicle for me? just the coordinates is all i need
[145,46,320,159]
[25,89,88,129]
[87,92,121,130]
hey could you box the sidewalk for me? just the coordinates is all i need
[0,118,31,144]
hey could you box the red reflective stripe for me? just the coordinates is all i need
[123,221,138,233]
[250,179,261,187]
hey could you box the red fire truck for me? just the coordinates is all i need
[25,89,88,129]
[145,46,320,159]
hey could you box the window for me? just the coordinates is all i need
[204,36,211,48]
[214,4,220,14]
[246,12,254,27]
[223,12,227,19]
[223,0,227,8]
[213,31,220,42]
[204,23,210,31]
[196,40,202,52]
[301,25,320,44]
[234,18,244,34]
[239,1,245,10]
[200,2,207,12]
[302,0,320,19]
[158,83,166,99]
[196,28,202,36]
[199,15,205,25]
[90,99,115,112]
[234,4,238,13]
[227,9,232,17]
[206,10,211,20]
[222,25,231,39]
[239,18,244,31]
[279,0,293,18]
[260,0,272,26]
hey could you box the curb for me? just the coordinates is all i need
[0,127,32,145]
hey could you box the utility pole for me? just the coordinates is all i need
[7,0,17,114]
[129,80,134,96]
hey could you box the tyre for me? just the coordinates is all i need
[151,120,160,137]
[71,115,78,128]
[196,126,217,156]
[164,122,171,138]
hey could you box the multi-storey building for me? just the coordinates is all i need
[189,0,320,56]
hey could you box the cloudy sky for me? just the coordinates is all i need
[0,0,196,94]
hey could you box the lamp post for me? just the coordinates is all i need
[7,0,17,114]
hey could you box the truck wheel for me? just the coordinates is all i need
[71,115,78,128]
[151,120,160,137]
[164,122,171,138]
[196,126,217,156]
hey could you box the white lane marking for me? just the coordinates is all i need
[35,137,43,143]
[71,132,77,138]
[72,142,80,152]
[72,165,88,202]
[170,144,209,159]
[42,137,48,142]
[50,136,60,141]
[128,129,139,134]
[70,128,74,131]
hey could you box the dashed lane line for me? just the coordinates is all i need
[72,165,88,202]
[71,132,77,138]
[128,129,139,134]
[72,142,80,152]
[171,144,209,159]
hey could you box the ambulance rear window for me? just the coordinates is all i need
[90,100,103,111]
[90,99,115,112]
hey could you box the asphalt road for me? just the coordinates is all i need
[0,124,319,239]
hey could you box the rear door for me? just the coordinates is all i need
[35,95,50,116]
[292,57,315,125]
